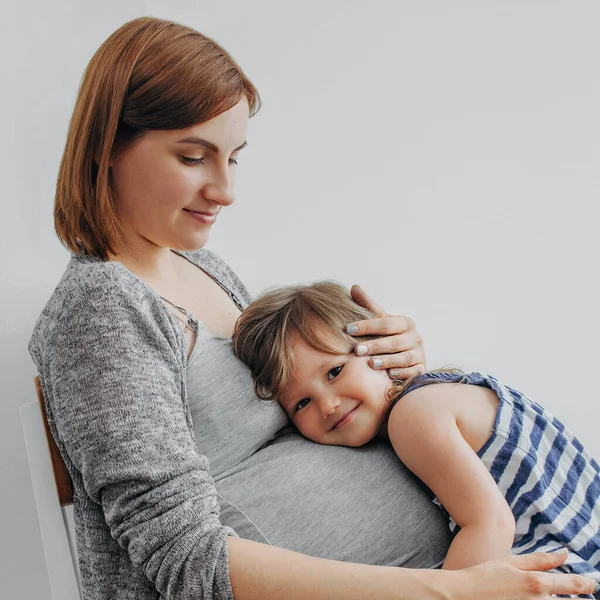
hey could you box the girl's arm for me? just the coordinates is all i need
[387,382,516,570]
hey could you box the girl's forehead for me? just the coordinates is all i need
[296,322,354,356]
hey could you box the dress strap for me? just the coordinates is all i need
[159,296,198,334]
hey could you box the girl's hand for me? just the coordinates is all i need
[451,550,598,599]
[348,284,426,379]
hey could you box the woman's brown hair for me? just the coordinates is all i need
[55,17,260,260]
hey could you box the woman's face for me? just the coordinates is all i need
[109,98,249,254]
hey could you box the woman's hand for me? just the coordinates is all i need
[348,284,426,379]
[449,550,598,599]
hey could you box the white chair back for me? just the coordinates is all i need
[20,395,82,600]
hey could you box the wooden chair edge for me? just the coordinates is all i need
[34,376,74,507]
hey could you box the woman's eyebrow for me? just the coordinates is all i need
[175,137,247,154]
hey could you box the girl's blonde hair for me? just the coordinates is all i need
[55,17,260,260]
[233,281,456,404]
[233,281,376,400]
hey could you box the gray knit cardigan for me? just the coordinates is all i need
[29,249,252,600]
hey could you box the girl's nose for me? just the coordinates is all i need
[318,395,341,418]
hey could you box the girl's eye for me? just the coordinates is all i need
[229,157,239,166]
[181,156,205,166]
[295,398,311,412]
[327,365,343,382]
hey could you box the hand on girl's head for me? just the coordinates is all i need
[348,285,426,379]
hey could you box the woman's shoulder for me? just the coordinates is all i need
[29,254,175,364]
[36,253,151,317]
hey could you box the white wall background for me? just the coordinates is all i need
[1,1,599,597]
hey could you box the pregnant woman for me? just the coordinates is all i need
[29,16,595,600]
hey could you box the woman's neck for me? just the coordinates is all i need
[108,241,180,287]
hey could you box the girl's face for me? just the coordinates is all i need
[109,98,249,254]
[279,334,391,447]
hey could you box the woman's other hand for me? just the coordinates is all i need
[348,284,426,379]
[451,550,598,599]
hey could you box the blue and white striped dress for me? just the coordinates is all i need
[400,371,600,589]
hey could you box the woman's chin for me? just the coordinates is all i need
[171,232,211,252]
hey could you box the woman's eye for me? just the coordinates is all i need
[327,365,343,382]
[181,156,238,166]
[181,156,205,166]
[295,398,311,412]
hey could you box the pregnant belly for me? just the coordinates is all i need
[214,429,451,568]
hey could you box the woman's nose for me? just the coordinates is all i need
[203,167,235,206]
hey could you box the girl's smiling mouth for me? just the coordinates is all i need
[333,405,359,430]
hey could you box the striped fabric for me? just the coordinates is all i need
[400,371,600,594]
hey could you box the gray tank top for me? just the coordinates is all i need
[186,324,451,567]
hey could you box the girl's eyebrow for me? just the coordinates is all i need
[279,393,297,416]
[175,137,248,154]
[279,377,309,413]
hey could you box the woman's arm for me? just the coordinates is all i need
[33,275,237,599]
[228,538,595,600]
[348,284,426,378]
[387,383,516,570]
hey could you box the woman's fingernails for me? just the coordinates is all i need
[594,581,600,593]
[389,370,400,378]
[555,547,568,555]
[372,358,383,368]
[356,344,368,356]
[346,324,359,334]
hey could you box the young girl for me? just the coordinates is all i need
[233,280,600,595]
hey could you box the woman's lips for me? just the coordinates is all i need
[333,406,359,430]
[183,209,217,225]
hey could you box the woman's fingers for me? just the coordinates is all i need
[349,285,387,318]
[541,571,597,597]
[507,549,568,571]
[351,326,425,375]
[387,365,426,379]
[347,315,414,337]
[458,551,598,599]
[347,287,427,375]
[367,345,425,376]
[506,551,597,597]
[354,330,419,357]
